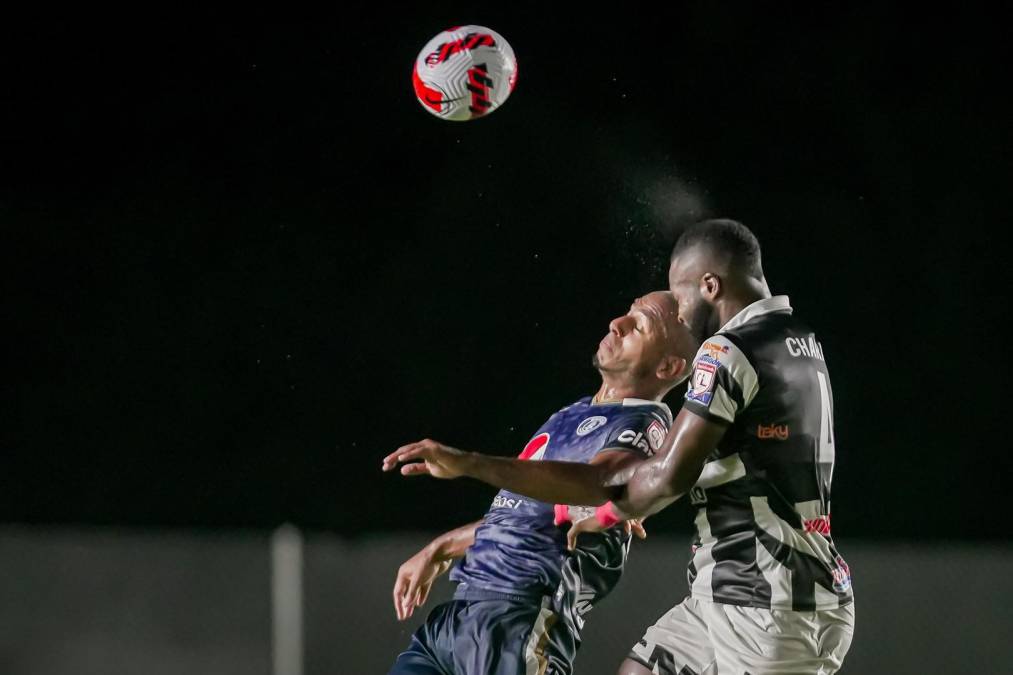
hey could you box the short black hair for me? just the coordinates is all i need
[671,218,763,280]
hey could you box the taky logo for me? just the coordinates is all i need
[757,423,790,440]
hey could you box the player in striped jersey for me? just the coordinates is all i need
[613,219,854,675]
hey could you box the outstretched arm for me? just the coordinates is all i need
[383,440,642,506]
[392,519,481,621]
[611,409,727,519]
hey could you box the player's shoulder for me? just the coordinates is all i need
[719,302,800,349]
[615,398,672,427]
[599,400,671,456]
[694,334,752,371]
[687,334,760,411]
[559,396,594,412]
[542,396,593,428]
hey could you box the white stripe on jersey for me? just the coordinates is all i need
[690,508,717,601]
[708,384,740,424]
[794,499,825,521]
[755,534,794,608]
[695,453,747,490]
[523,596,555,675]
[749,496,843,610]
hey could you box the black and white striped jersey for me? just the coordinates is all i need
[682,296,853,611]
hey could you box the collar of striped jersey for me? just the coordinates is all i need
[718,295,793,334]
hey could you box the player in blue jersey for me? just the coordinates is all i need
[383,291,699,675]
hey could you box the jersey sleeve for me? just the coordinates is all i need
[596,409,671,458]
[683,335,759,424]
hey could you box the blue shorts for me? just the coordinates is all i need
[389,591,578,675]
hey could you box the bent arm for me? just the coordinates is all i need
[426,519,482,561]
[613,409,727,518]
[384,439,644,505]
[459,448,641,506]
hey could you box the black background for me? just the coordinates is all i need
[3,6,1008,540]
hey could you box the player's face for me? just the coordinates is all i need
[594,292,684,377]
[669,258,714,343]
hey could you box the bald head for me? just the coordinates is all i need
[593,290,699,401]
[639,290,678,330]
[637,291,696,364]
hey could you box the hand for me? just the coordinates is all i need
[392,545,453,621]
[565,516,647,551]
[382,439,468,480]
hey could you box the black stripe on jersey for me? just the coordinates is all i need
[709,527,772,608]
[686,549,698,587]
[704,481,773,608]
[717,331,759,374]
[554,529,631,632]
[765,486,806,529]
[715,366,745,412]
[629,647,699,675]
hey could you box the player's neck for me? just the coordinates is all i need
[593,379,662,405]
[717,280,770,328]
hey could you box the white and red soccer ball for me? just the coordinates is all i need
[412,25,517,121]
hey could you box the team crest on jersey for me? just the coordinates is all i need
[575,415,607,436]
[646,420,666,452]
[687,360,717,405]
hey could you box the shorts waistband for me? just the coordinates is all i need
[453,585,546,603]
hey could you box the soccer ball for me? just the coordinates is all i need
[412,26,517,121]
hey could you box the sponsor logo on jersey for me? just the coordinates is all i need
[646,420,666,452]
[616,429,651,454]
[757,423,790,440]
[831,555,852,592]
[519,432,549,460]
[492,494,525,509]
[687,360,717,405]
[702,341,729,357]
[803,515,831,535]
[575,415,608,437]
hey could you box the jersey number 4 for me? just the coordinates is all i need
[815,371,836,509]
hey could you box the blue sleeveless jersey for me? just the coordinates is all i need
[451,397,672,605]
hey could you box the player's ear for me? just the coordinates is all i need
[700,273,721,301]
[657,355,687,382]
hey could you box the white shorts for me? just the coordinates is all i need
[628,596,855,675]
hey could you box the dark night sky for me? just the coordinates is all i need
[2,7,1008,540]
